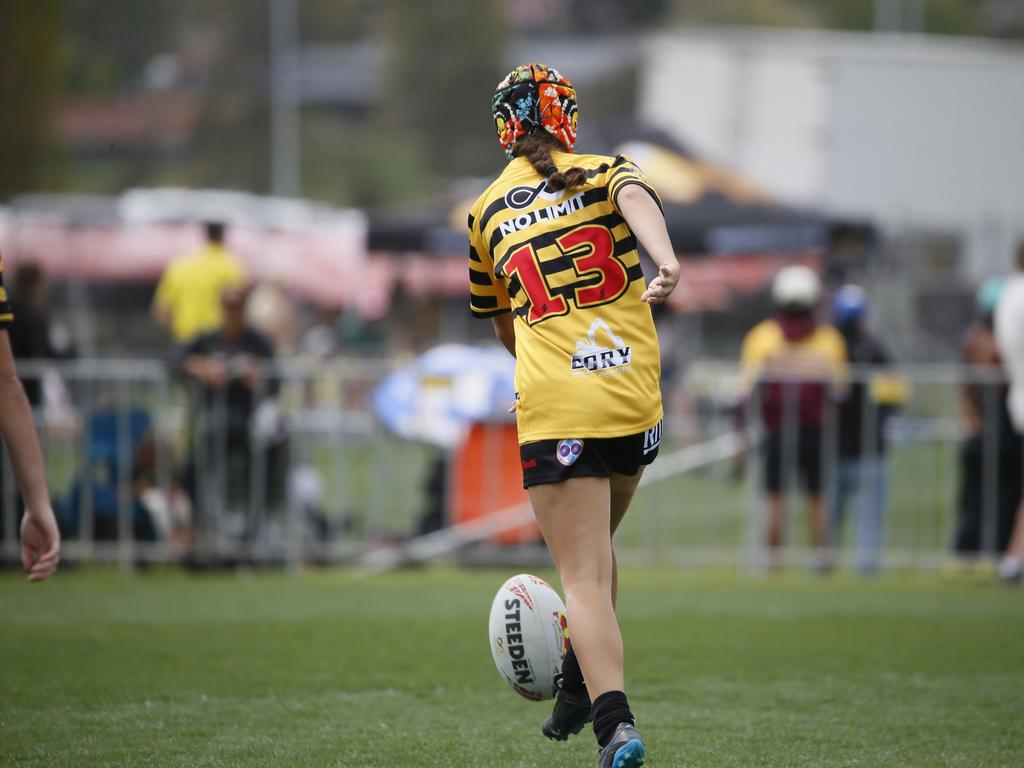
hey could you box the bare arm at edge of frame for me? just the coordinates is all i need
[617,185,681,305]
[0,331,60,582]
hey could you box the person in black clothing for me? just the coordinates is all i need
[179,285,284,546]
[955,278,1022,557]
[830,285,900,575]
[8,264,63,407]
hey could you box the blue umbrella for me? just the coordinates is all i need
[371,344,517,448]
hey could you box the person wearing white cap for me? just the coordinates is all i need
[740,265,847,569]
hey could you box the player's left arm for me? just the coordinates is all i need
[492,313,516,358]
[616,185,680,304]
[0,331,60,581]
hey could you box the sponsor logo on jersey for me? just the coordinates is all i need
[643,421,662,455]
[504,181,564,210]
[570,318,632,376]
[498,191,586,238]
[556,438,583,466]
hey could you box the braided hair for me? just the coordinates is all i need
[513,133,587,192]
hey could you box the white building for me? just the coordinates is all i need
[638,28,1024,279]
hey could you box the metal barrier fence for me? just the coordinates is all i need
[0,359,1018,573]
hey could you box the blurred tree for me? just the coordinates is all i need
[384,0,506,180]
[565,0,671,32]
[668,0,817,28]
[667,0,1000,37]
[812,0,981,35]
[299,0,379,42]
[302,116,434,207]
[0,0,63,200]
[63,0,176,95]
[183,0,273,193]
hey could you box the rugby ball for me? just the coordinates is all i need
[488,574,569,701]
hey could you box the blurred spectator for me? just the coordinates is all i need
[8,263,67,406]
[740,266,846,569]
[299,306,343,360]
[246,278,300,356]
[995,243,1024,582]
[178,285,285,545]
[297,306,344,409]
[830,285,901,575]
[152,220,247,345]
[60,410,161,545]
[955,278,1021,558]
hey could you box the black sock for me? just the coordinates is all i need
[592,690,634,748]
[560,642,587,695]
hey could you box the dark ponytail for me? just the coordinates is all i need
[513,133,587,192]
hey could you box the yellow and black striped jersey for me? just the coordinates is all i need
[468,151,664,443]
[0,256,12,329]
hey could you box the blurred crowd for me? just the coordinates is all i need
[2,223,1024,578]
[738,244,1024,580]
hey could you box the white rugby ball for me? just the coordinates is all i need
[488,573,569,701]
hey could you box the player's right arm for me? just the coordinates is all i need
[610,163,680,305]
[0,330,60,581]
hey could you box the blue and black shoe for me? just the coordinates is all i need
[597,722,645,768]
[542,675,592,741]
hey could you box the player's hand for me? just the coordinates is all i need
[20,504,61,582]
[641,261,680,304]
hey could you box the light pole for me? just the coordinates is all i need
[269,0,300,198]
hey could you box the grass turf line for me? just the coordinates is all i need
[0,568,1021,767]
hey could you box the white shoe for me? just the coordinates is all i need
[998,556,1022,583]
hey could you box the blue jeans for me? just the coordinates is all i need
[831,456,888,575]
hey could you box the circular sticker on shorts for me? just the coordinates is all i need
[556,439,584,466]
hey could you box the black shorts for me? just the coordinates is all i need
[519,421,662,489]
[764,426,824,494]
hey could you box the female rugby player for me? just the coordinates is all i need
[469,64,679,768]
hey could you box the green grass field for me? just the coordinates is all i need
[1,568,1021,767]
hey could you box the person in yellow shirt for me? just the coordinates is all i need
[740,265,846,568]
[470,63,680,768]
[152,221,247,344]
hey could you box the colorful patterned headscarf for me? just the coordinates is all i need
[492,63,578,159]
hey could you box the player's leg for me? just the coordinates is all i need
[547,468,642,740]
[609,468,644,604]
[763,429,785,566]
[803,428,829,567]
[531,476,639,756]
[999,446,1024,581]
[830,459,855,548]
[854,456,886,575]
[999,495,1024,581]
[531,476,620,695]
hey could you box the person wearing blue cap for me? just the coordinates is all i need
[830,284,899,575]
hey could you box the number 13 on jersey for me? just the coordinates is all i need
[502,224,629,325]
